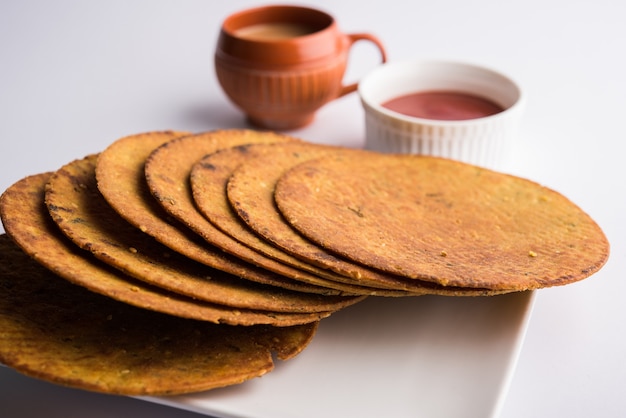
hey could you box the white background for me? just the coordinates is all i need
[1,1,625,417]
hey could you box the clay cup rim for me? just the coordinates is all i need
[217,5,344,66]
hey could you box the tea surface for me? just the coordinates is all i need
[235,23,316,40]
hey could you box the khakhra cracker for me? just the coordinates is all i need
[0,172,330,326]
[224,141,504,296]
[190,142,412,296]
[44,154,364,314]
[274,150,610,291]
[0,233,318,396]
[95,130,324,295]
[144,130,360,294]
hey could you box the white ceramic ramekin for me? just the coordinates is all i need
[358,60,524,170]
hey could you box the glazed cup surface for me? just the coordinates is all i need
[215,5,387,130]
[358,60,524,170]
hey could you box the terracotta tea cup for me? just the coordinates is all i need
[215,5,387,130]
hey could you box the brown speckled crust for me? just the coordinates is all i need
[43,154,364,313]
[95,131,333,295]
[275,151,610,291]
[0,173,331,326]
[0,233,318,396]
[191,142,411,296]
[224,142,506,297]
[144,130,346,295]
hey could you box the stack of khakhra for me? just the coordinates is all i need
[0,129,609,397]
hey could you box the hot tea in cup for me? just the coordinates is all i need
[234,22,317,40]
[215,5,387,130]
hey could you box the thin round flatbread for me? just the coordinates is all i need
[95,130,300,291]
[0,173,331,326]
[0,233,318,396]
[225,142,504,296]
[191,142,410,296]
[44,154,364,313]
[274,151,610,291]
[144,130,359,294]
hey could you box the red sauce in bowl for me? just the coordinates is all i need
[382,91,504,121]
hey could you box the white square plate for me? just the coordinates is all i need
[145,291,535,418]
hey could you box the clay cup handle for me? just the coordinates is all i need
[339,33,388,97]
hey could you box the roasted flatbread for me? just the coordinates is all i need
[225,142,502,296]
[95,130,326,294]
[44,154,364,313]
[274,151,610,291]
[191,142,410,296]
[0,172,331,326]
[144,130,360,294]
[0,233,318,396]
